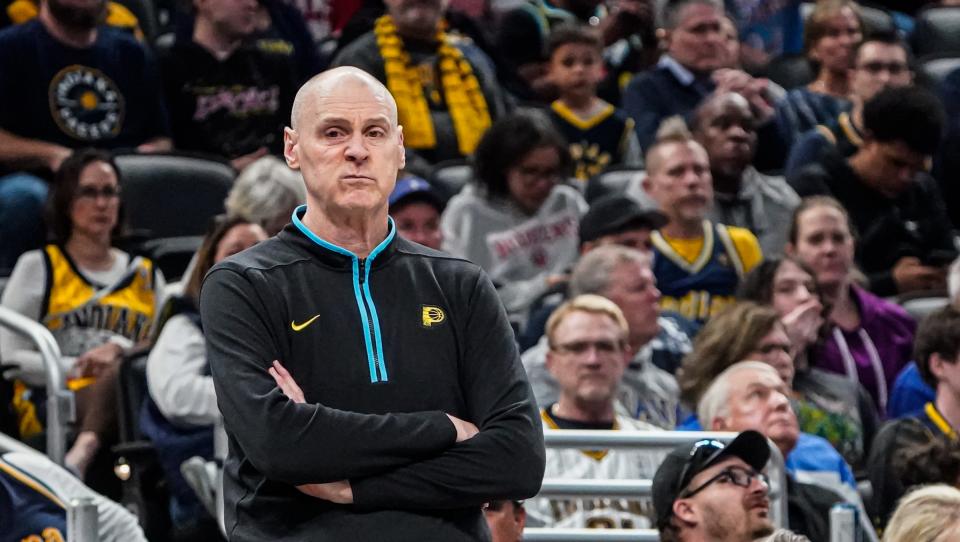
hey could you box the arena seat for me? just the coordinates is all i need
[764,54,815,90]
[113,0,160,43]
[585,166,642,203]
[858,4,895,35]
[918,55,960,90]
[428,159,473,202]
[112,351,170,542]
[912,7,960,59]
[116,153,235,240]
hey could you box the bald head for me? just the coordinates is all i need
[692,92,752,133]
[290,67,399,131]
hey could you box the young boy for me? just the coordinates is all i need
[546,24,643,182]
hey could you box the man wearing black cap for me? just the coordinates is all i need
[388,176,445,250]
[652,430,775,542]
[579,194,669,254]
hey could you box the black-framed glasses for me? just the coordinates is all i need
[681,466,769,499]
[76,185,121,200]
[551,339,624,356]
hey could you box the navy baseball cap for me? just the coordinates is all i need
[579,195,667,245]
[389,176,444,211]
[652,430,770,527]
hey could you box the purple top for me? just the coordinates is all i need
[813,285,916,413]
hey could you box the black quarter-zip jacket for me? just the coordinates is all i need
[200,207,545,541]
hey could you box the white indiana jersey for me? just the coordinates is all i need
[526,407,668,530]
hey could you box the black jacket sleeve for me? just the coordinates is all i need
[350,271,546,509]
[201,267,457,485]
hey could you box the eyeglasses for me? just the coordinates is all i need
[76,185,121,200]
[681,466,769,498]
[514,165,562,185]
[856,61,908,76]
[551,339,624,356]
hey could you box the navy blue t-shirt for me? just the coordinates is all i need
[0,457,67,542]
[0,20,170,150]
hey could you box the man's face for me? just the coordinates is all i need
[643,141,713,226]
[664,3,726,73]
[675,457,773,542]
[483,500,526,542]
[284,79,405,218]
[546,311,630,407]
[601,260,661,345]
[857,140,929,198]
[46,0,106,30]
[384,0,446,38]
[195,0,257,39]
[392,200,441,249]
[695,94,757,180]
[850,42,912,104]
[712,368,800,455]
[549,42,603,101]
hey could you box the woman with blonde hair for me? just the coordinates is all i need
[883,484,960,542]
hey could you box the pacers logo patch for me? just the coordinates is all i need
[49,65,125,141]
[421,305,446,328]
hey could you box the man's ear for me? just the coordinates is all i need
[657,28,670,50]
[673,498,697,526]
[284,127,300,170]
[710,416,728,431]
[784,242,796,256]
[397,125,406,170]
[930,353,949,381]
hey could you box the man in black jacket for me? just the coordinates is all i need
[790,85,956,297]
[200,66,546,541]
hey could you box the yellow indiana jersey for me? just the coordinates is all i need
[41,245,157,357]
[652,221,762,323]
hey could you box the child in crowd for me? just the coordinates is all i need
[546,24,643,182]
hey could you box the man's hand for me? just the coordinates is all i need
[269,361,354,503]
[712,69,775,123]
[893,256,947,293]
[269,360,305,403]
[296,480,354,504]
[73,342,123,378]
[446,413,479,443]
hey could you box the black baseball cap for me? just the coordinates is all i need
[652,430,770,528]
[579,195,667,246]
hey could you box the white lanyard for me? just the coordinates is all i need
[832,327,887,412]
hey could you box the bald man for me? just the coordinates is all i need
[200,67,545,541]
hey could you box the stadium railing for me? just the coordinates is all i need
[0,305,74,465]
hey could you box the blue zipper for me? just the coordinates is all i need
[292,205,393,383]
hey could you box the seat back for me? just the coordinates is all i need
[765,53,815,90]
[429,159,474,202]
[112,0,160,43]
[918,55,960,90]
[116,154,235,240]
[585,166,642,203]
[117,352,151,443]
[912,7,960,58]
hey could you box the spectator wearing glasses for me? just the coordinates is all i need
[785,32,914,179]
[790,86,955,297]
[441,111,586,317]
[0,149,165,483]
[697,362,858,542]
[526,294,667,529]
[651,429,777,542]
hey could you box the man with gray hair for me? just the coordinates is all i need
[522,245,689,428]
[698,361,873,542]
[225,155,306,236]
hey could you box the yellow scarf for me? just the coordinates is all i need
[374,15,492,156]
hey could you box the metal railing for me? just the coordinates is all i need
[526,430,789,542]
[0,306,74,465]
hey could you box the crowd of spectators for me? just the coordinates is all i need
[3,0,960,539]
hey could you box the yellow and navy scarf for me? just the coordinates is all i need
[373,15,491,156]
